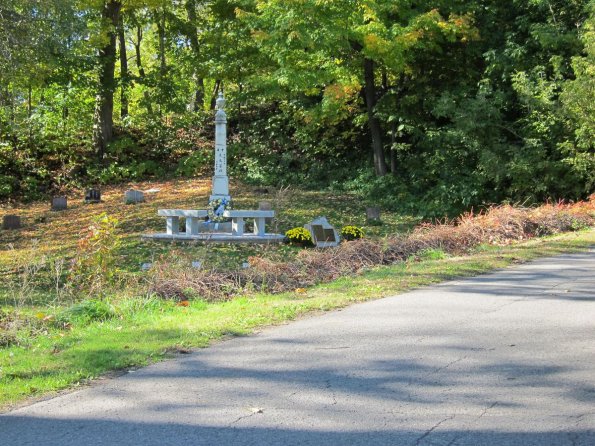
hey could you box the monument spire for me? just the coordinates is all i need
[210,91,230,202]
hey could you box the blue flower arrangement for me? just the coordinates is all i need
[207,198,231,223]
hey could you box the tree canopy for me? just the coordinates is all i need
[0,0,593,215]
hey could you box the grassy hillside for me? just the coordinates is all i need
[0,179,593,410]
[0,178,417,277]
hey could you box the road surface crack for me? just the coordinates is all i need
[229,408,264,427]
[444,402,498,446]
[413,414,455,445]
[325,379,337,406]
[434,356,467,374]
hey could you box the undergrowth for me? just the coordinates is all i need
[1,195,594,350]
[150,197,595,300]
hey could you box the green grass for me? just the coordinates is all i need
[1,228,593,411]
[0,179,418,278]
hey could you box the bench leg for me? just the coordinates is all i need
[253,217,266,236]
[232,217,245,236]
[166,217,180,235]
[186,217,199,235]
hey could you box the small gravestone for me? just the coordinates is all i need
[304,216,340,248]
[191,261,202,269]
[51,196,67,211]
[2,215,22,230]
[366,206,381,222]
[141,263,152,271]
[124,190,145,204]
[85,188,101,203]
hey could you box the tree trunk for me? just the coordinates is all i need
[390,121,397,175]
[93,0,121,161]
[118,15,129,119]
[363,57,388,176]
[155,8,167,117]
[27,84,32,145]
[27,85,32,118]
[62,38,71,128]
[210,80,221,110]
[157,12,167,76]
[185,0,205,111]
[193,76,205,111]
[134,23,153,115]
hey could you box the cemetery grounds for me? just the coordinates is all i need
[0,178,594,410]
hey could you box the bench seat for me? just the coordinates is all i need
[157,209,275,236]
[158,209,208,235]
[223,210,275,236]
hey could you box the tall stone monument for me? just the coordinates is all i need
[210,92,230,202]
[147,90,284,243]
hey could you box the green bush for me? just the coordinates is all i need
[284,227,314,247]
[58,299,116,325]
[340,225,365,241]
[417,248,448,261]
[68,213,122,294]
[177,150,213,177]
[0,174,14,199]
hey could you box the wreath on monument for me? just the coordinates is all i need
[207,198,231,223]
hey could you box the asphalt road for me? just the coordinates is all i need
[1,249,594,445]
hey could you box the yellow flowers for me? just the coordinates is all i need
[340,225,365,241]
[285,227,314,246]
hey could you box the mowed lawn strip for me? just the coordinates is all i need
[1,228,594,411]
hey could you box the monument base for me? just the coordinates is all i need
[210,174,229,202]
[143,233,285,244]
[199,221,233,233]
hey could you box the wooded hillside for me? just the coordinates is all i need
[1,0,593,216]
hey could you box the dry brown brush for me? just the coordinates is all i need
[149,198,595,301]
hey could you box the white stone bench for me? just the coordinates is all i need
[157,209,275,237]
[223,210,275,236]
[158,209,208,235]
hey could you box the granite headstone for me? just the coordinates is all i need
[2,215,22,230]
[51,196,67,211]
[304,216,340,248]
[85,189,101,203]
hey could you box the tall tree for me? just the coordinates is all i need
[118,14,129,119]
[130,11,153,116]
[184,0,205,111]
[561,2,595,191]
[92,0,122,160]
[244,0,477,176]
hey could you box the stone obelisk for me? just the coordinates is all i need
[210,92,230,202]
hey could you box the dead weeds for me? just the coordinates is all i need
[149,198,595,301]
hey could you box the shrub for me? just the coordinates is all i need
[0,309,51,347]
[416,248,448,261]
[68,213,122,294]
[149,198,595,302]
[341,225,365,241]
[284,227,314,246]
[58,299,116,325]
[176,150,213,177]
